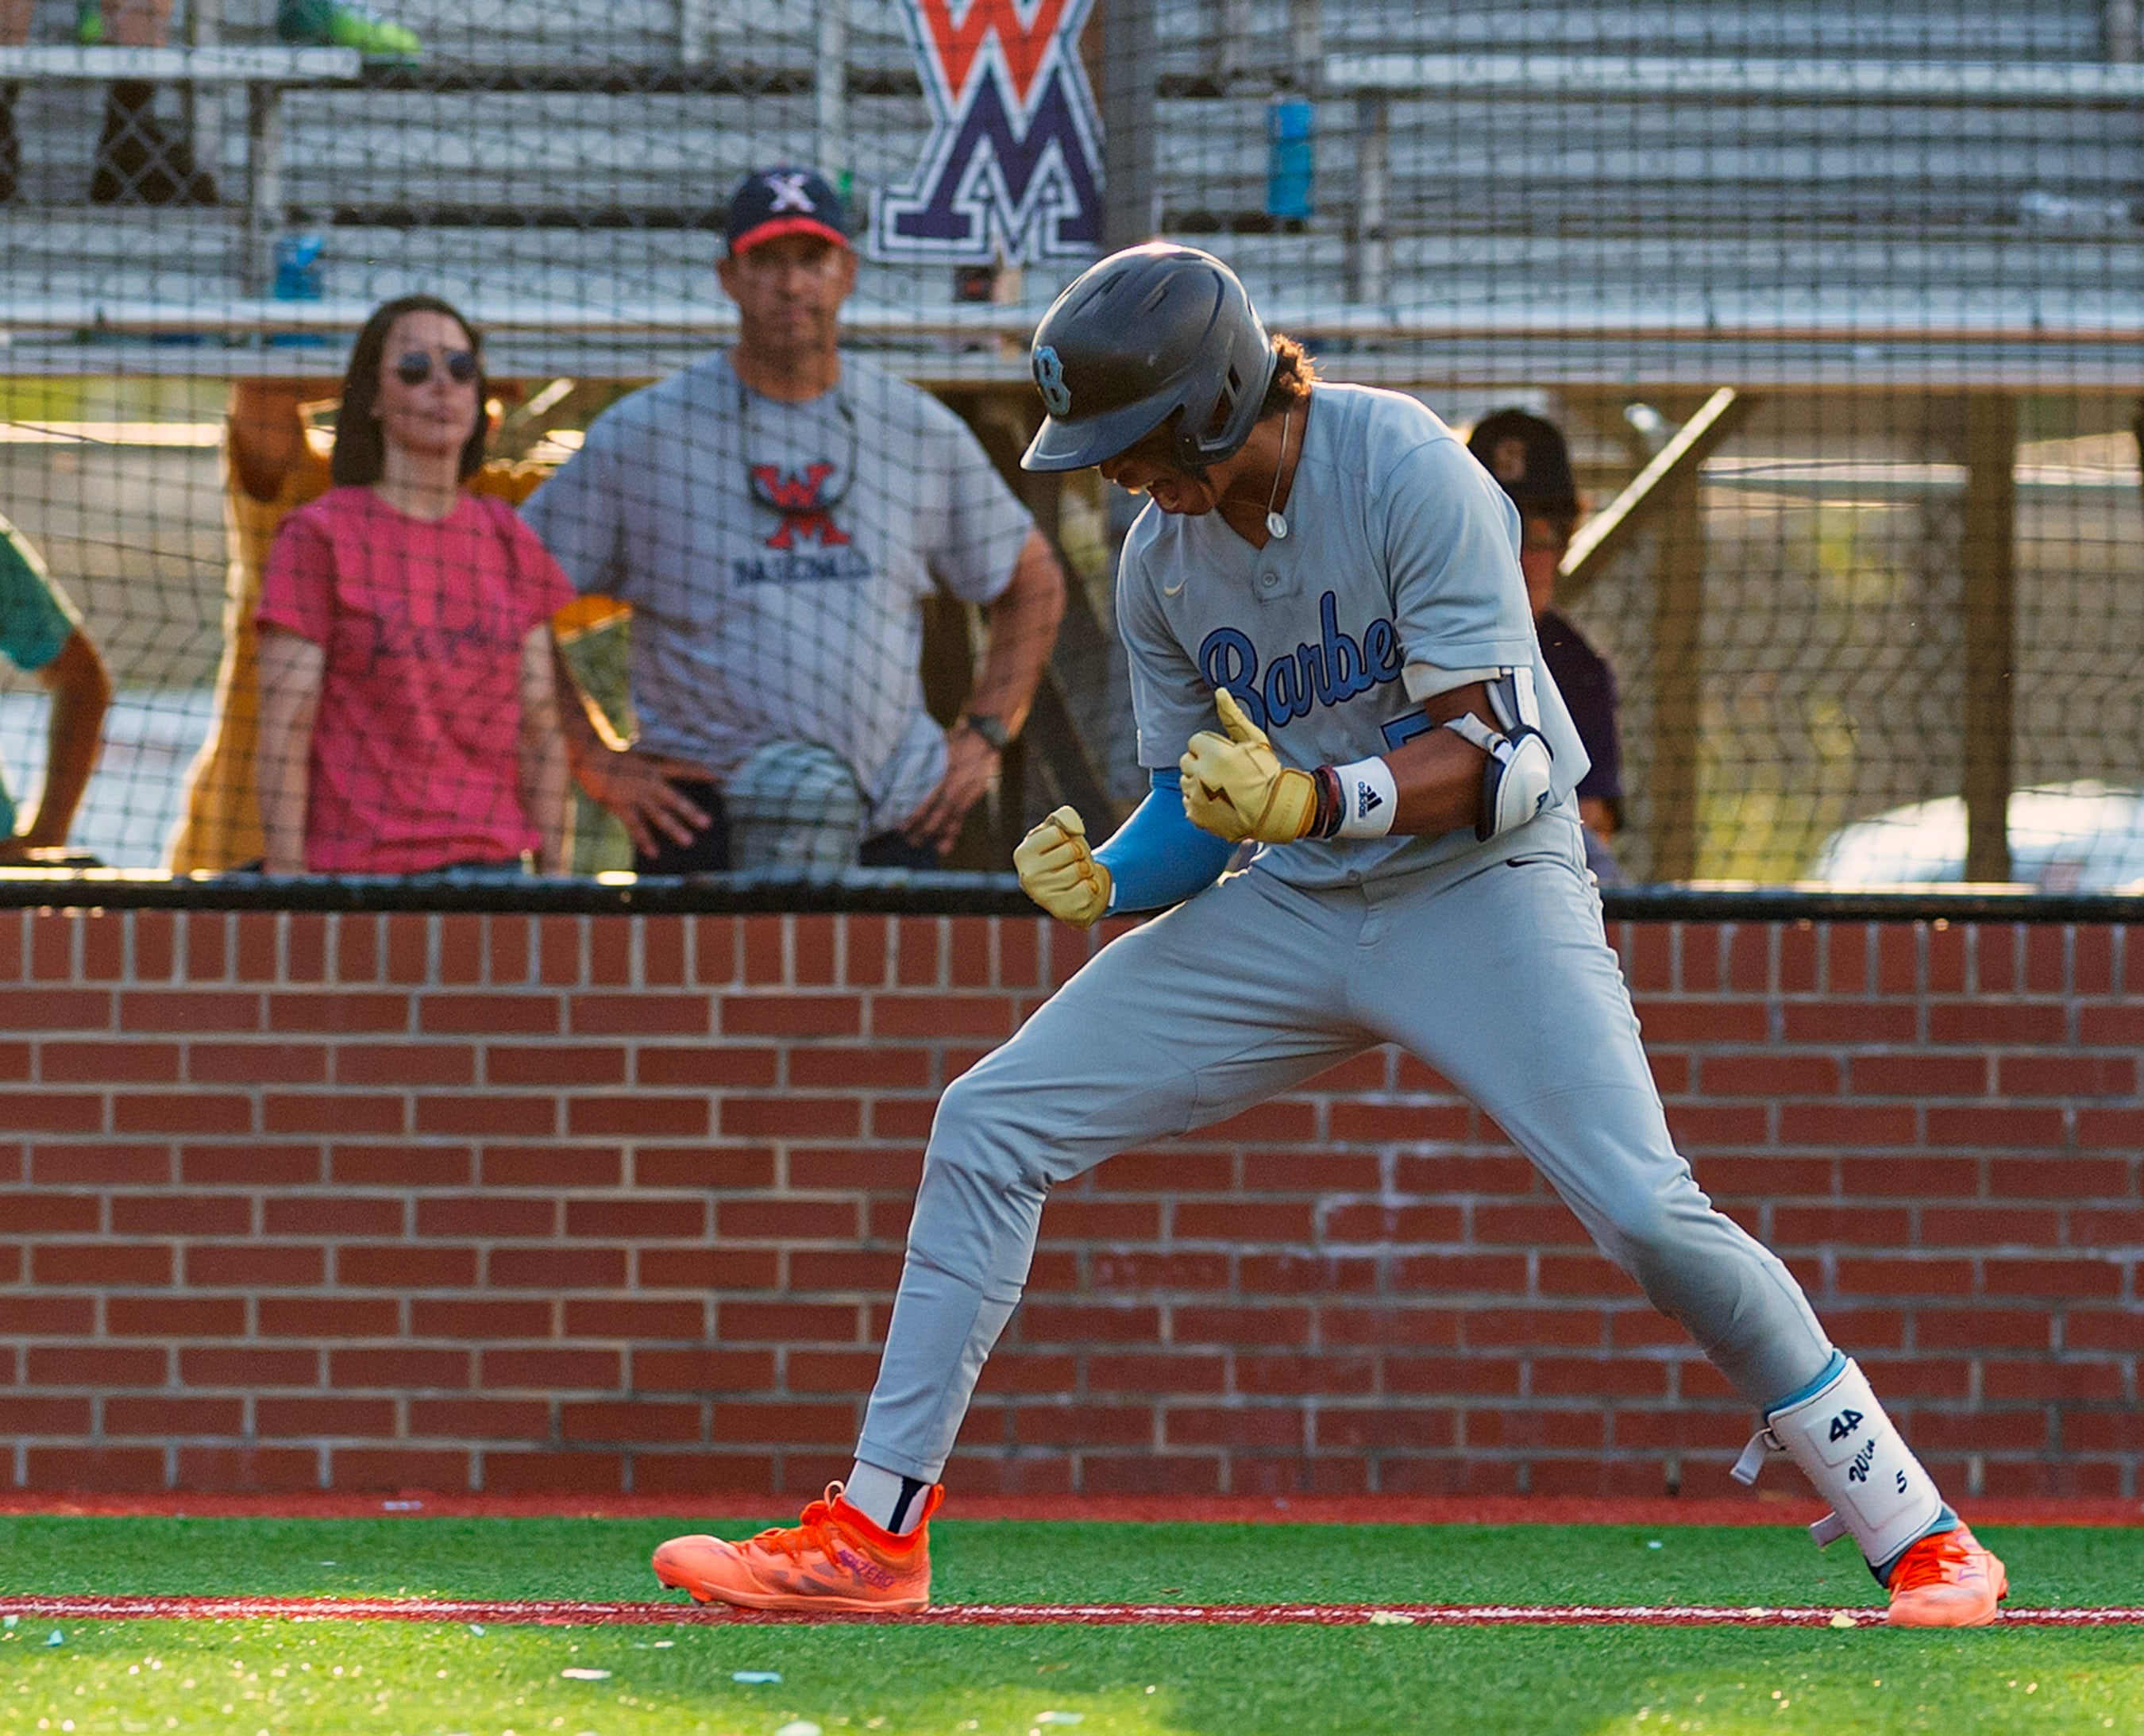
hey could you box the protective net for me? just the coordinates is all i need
[0,0,2135,888]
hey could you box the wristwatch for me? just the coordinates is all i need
[960,712,1012,753]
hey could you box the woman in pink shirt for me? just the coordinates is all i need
[256,295,575,875]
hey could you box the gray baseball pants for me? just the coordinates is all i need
[854,813,1834,1482]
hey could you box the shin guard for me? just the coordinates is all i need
[1732,1357,1943,1570]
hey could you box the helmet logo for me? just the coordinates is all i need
[1033,345,1072,416]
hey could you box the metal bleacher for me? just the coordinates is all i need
[0,0,2133,388]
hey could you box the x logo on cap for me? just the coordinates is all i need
[765,172,815,213]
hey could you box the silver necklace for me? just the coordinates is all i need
[1264,409,1291,539]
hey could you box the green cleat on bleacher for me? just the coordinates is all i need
[276,0,422,60]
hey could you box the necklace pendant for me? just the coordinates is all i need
[1266,511,1289,539]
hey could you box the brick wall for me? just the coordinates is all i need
[1,908,2137,1499]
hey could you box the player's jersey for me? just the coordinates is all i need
[1116,382,1590,890]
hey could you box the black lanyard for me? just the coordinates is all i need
[739,375,861,514]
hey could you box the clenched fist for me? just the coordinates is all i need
[1014,805,1112,928]
[1180,688,1317,844]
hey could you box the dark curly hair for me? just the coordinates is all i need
[330,294,488,488]
[1259,332,1319,416]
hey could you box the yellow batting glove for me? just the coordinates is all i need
[1013,805,1112,928]
[1179,688,1317,843]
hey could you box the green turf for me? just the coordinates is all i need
[1,1519,2139,1735]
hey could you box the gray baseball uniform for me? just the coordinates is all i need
[854,384,1836,1483]
[523,353,1033,834]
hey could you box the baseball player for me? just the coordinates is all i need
[652,244,2007,1626]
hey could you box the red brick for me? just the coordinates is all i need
[118,991,260,1033]
[265,1094,405,1136]
[717,996,861,1038]
[1664,1103,1770,1147]
[2076,1108,2144,1151]
[266,992,410,1033]
[1982,1258,2121,1298]
[329,1347,472,1387]
[177,1446,322,1491]
[410,1398,551,1440]
[484,1348,623,1389]
[484,1044,629,1086]
[32,1140,167,1182]
[561,1399,702,1443]
[629,1348,773,1391]
[0,1091,102,1132]
[190,1041,330,1085]
[867,994,1016,1040]
[419,993,561,1036]
[489,1247,626,1289]
[480,1144,620,1186]
[1781,1001,1918,1043]
[39,1040,179,1083]
[0,1295,94,1333]
[1925,1105,2066,1149]
[785,1147,924,1192]
[718,1301,861,1342]
[26,1345,164,1384]
[565,1096,708,1138]
[334,1044,476,1086]
[417,1094,555,1137]
[562,1299,707,1339]
[1172,1201,1314,1242]
[711,1198,855,1241]
[1474,1202,1593,1246]
[285,912,329,982]
[330,1449,472,1491]
[1699,1055,1840,1096]
[1834,1256,1973,1296]
[103,1396,245,1436]
[710,1400,858,1445]
[25,1447,166,1490]
[263,1195,406,1236]
[331,1144,472,1186]
[1918,1207,2061,1247]
[1116,1149,1241,1190]
[111,1193,250,1236]
[179,1346,318,1385]
[1839,1155,1980,1198]
[1848,1054,1988,1097]
[633,1452,780,1494]
[632,1146,774,1189]
[1928,1002,2068,1045]
[1770,1206,1914,1248]
[719,1096,862,1140]
[1779,1103,1918,1148]
[1996,1054,2137,1099]
[0,1189,100,1231]
[409,1299,553,1340]
[113,1297,248,1337]
[414,1194,554,1237]
[1327,1101,1468,1145]
[568,993,711,1036]
[779,1248,893,1291]
[33,1242,172,1285]
[337,1244,477,1287]
[259,1298,399,1337]
[184,1243,324,1287]
[0,1388,95,1422]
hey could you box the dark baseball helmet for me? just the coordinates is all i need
[1020,243,1278,473]
[1467,408,1579,519]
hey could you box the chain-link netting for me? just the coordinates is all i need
[0,0,2136,887]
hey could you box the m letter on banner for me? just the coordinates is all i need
[873,0,1104,264]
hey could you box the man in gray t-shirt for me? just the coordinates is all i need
[527,166,1065,870]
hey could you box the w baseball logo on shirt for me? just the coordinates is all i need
[750,461,852,550]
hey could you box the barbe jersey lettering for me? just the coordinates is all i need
[1117,382,1591,889]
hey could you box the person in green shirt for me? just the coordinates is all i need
[0,519,110,864]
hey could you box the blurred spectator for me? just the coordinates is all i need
[523,165,1066,872]
[56,0,216,203]
[276,0,421,58]
[1467,408,1626,884]
[254,295,574,875]
[0,518,111,864]
[168,380,333,874]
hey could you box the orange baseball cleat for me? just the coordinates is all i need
[1884,1522,2008,1627]
[652,1481,943,1613]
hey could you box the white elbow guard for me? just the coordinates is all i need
[1443,708,1553,842]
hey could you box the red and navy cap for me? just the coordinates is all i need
[725,167,851,257]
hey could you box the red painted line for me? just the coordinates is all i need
[1,1594,2137,1628]
[1,1492,2138,1526]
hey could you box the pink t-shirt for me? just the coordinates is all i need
[258,487,575,874]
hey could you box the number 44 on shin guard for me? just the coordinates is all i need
[1733,1356,2008,1626]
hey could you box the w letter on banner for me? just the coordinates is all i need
[874,0,1103,263]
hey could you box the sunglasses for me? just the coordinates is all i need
[393,349,478,386]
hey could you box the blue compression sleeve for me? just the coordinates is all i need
[1093,770,1236,914]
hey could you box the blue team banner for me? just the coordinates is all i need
[872,0,1105,264]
